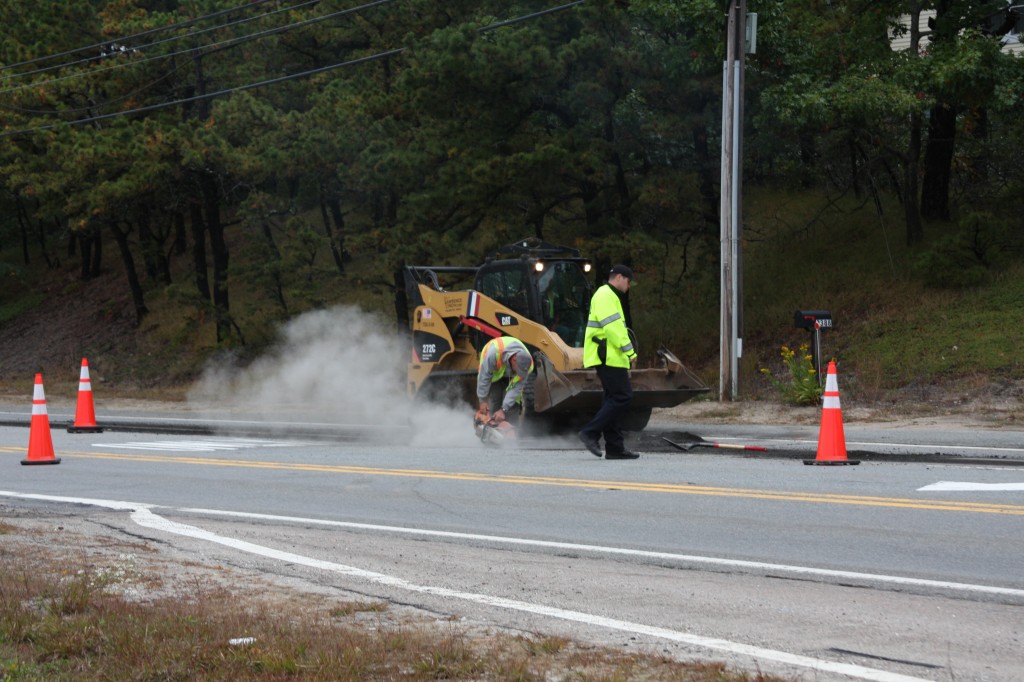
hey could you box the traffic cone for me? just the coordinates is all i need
[22,373,61,466]
[68,358,103,433]
[804,361,859,466]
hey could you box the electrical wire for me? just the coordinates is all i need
[0,0,392,97]
[4,0,324,83]
[0,1,586,139]
[2,47,404,138]
[0,0,280,72]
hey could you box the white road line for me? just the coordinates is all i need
[179,507,1024,600]
[919,481,1024,491]
[0,491,930,682]
[745,435,1024,455]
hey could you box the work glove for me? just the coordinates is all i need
[474,404,490,423]
[492,409,506,424]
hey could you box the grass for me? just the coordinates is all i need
[0,520,789,681]
[0,294,44,326]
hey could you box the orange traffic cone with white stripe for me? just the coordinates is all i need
[68,358,103,433]
[22,373,61,465]
[804,361,859,466]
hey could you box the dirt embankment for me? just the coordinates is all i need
[0,268,137,385]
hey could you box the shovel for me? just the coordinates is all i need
[662,436,767,452]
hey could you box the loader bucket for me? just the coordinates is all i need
[531,353,581,412]
[530,348,709,415]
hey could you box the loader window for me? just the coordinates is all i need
[537,262,589,348]
[477,266,532,318]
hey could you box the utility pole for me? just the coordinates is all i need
[719,0,747,401]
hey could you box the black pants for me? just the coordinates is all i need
[486,384,521,421]
[580,365,633,455]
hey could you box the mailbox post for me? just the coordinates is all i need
[793,310,832,386]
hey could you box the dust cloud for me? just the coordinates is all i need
[188,306,480,447]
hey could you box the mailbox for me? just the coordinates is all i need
[794,310,832,331]
[793,310,832,387]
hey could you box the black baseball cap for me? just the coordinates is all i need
[609,264,634,280]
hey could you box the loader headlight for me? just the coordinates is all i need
[534,261,545,272]
[583,262,592,273]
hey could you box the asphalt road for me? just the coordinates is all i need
[2,411,1023,682]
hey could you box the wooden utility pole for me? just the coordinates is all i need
[720,0,747,401]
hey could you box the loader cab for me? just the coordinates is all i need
[475,250,593,348]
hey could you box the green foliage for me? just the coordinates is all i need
[914,212,1011,289]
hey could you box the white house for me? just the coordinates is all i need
[891,6,1023,55]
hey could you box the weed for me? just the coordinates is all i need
[759,344,822,406]
[519,633,571,656]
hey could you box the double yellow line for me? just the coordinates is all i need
[7,446,1024,516]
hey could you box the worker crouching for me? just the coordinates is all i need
[475,336,535,440]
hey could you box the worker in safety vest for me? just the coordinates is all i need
[475,336,535,425]
[578,264,639,460]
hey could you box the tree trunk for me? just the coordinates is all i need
[327,189,350,264]
[78,225,102,281]
[257,216,287,313]
[90,223,102,277]
[579,179,602,235]
[106,220,149,325]
[319,182,345,274]
[920,102,956,220]
[904,112,924,245]
[138,208,172,285]
[138,208,160,281]
[849,134,861,199]
[799,132,817,188]
[173,211,188,255]
[16,197,31,264]
[17,199,55,268]
[202,173,235,345]
[692,122,718,231]
[79,232,94,281]
[604,113,632,231]
[190,201,211,301]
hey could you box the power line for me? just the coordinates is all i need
[0,1,586,139]
[0,0,389,97]
[4,0,324,83]
[478,0,584,33]
[2,48,405,138]
[0,0,281,72]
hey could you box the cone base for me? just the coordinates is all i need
[67,426,103,433]
[21,457,61,465]
[804,459,860,466]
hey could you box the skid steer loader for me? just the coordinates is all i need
[395,238,708,432]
